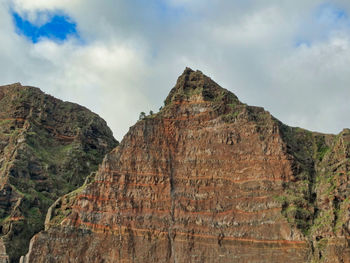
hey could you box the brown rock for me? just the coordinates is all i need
[22,69,350,262]
[0,239,9,263]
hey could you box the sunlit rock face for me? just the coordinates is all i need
[22,69,350,263]
[0,83,118,262]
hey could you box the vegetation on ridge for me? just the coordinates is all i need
[0,84,118,262]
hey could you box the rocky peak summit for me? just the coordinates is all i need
[164,67,239,106]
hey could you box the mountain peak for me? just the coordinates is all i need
[182,67,195,75]
[20,69,350,263]
[164,68,239,106]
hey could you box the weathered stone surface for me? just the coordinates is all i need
[0,83,118,262]
[22,69,350,262]
[0,239,9,263]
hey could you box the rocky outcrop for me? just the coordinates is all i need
[0,83,118,262]
[22,69,350,262]
[0,240,9,263]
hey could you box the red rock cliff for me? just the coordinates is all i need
[21,69,350,263]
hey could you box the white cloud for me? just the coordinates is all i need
[12,0,77,10]
[270,35,350,132]
[1,0,350,140]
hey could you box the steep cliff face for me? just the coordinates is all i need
[310,129,350,262]
[22,69,349,263]
[0,83,118,262]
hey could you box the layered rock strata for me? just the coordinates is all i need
[0,83,118,262]
[22,69,350,262]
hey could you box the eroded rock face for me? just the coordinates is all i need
[22,69,350,263]
[0,240,9,263]
[0,83,118,262]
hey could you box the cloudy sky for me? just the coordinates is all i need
[0,0,350,140]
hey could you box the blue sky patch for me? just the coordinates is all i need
[155,1,186,19]
[12,11,79,43]
[295,40,311,48]
[315,3,349,26]
[294,3,350,48]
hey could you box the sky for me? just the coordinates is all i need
[0,0,350,140]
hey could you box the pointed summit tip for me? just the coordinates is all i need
[182,67,194,75]
[181,67,204,77]
[164,68,239,106]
